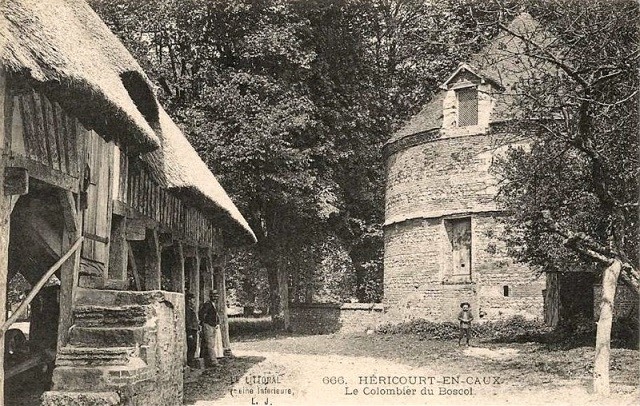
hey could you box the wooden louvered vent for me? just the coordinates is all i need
[456,87,478,127]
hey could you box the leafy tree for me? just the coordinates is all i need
[90,0,506,326]
[489,0,639,394]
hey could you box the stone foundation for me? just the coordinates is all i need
[384,214,545,323]
[289,303,385,335]
[43,289,185,406]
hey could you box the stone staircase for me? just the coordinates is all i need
[43,292,159,405]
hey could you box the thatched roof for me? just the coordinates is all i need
[143,107,257,244]
[0,0,160,152]
[3,0,255,244]
[388,13,550,147]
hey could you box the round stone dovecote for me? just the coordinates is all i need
[382,14,548,323]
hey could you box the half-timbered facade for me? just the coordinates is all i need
[0,1,255,405]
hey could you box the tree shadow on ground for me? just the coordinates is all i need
[229,316,336,343]
[484,326,638,351]
[183,355,266,405]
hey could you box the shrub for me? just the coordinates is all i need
[376,316,550,342]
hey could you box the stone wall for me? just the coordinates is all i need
[289,303,385,335]
[44,289,186,406]
[383,130,545,323]
[385,133,506,226]
[384,211,545,323]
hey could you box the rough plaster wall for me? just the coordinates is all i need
[289,304,385,335]
[385,134,501,226]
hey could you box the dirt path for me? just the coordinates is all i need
[187,346,637,406]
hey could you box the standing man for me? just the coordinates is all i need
[185,293,199,368]
[199,290,223,367]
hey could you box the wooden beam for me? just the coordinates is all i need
[4,166,28,196]
[189,249,201,307]
[108,214,127,282]
[170,241,185,293]
[183,245,198,258]
[58,190,78,233]
[159,232,173,248]
[127,241,141,291]
[57,191,82,352]
[126,217,149,241]
[1,68,11,402]
[143,228,161,290]
[0,158,11,402]
[8,155,78,193]
[9,195,19,213]
[215,254,232,356]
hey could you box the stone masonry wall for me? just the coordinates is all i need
[289,303,385,335]
[385,133,505,226]
[45,289,186,406]
[384,213,544,323]
[147,292,185,406]
[384,131,544,323]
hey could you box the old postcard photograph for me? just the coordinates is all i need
[0,0,638,405]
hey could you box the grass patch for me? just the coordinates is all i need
[376,316,638,349]
[376,316,551,342]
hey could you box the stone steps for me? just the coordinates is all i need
[56,346,137,367]
[69,325,149,348]
[50,360,150,392]
[73,305,150,327]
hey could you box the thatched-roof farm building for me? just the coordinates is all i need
[0,0,255,404]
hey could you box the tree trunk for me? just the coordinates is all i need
[267,265,289,331]
[593,260,621,395]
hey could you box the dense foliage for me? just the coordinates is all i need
[90,0,501,322]
[491,0,639,292]
[90,1,637,334]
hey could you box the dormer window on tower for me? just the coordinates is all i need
[440,63,499,132]
[455,86,478,127]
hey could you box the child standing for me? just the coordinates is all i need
[457,302,473,346]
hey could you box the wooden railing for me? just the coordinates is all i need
[1,237,84,333]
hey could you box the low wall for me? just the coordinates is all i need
[289,303,385,335]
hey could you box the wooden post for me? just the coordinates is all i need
[0,158,12,405]
[201,249,214,299]
[185,247,201,359]
[57,190,81,351]
[107,214,127,284]
[215,254,232,357]
[1,66,11,402]
[171,241,185,293]
[144,228,161,290]
[190,249,201,309]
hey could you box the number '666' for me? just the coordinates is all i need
[322,376,345,385]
